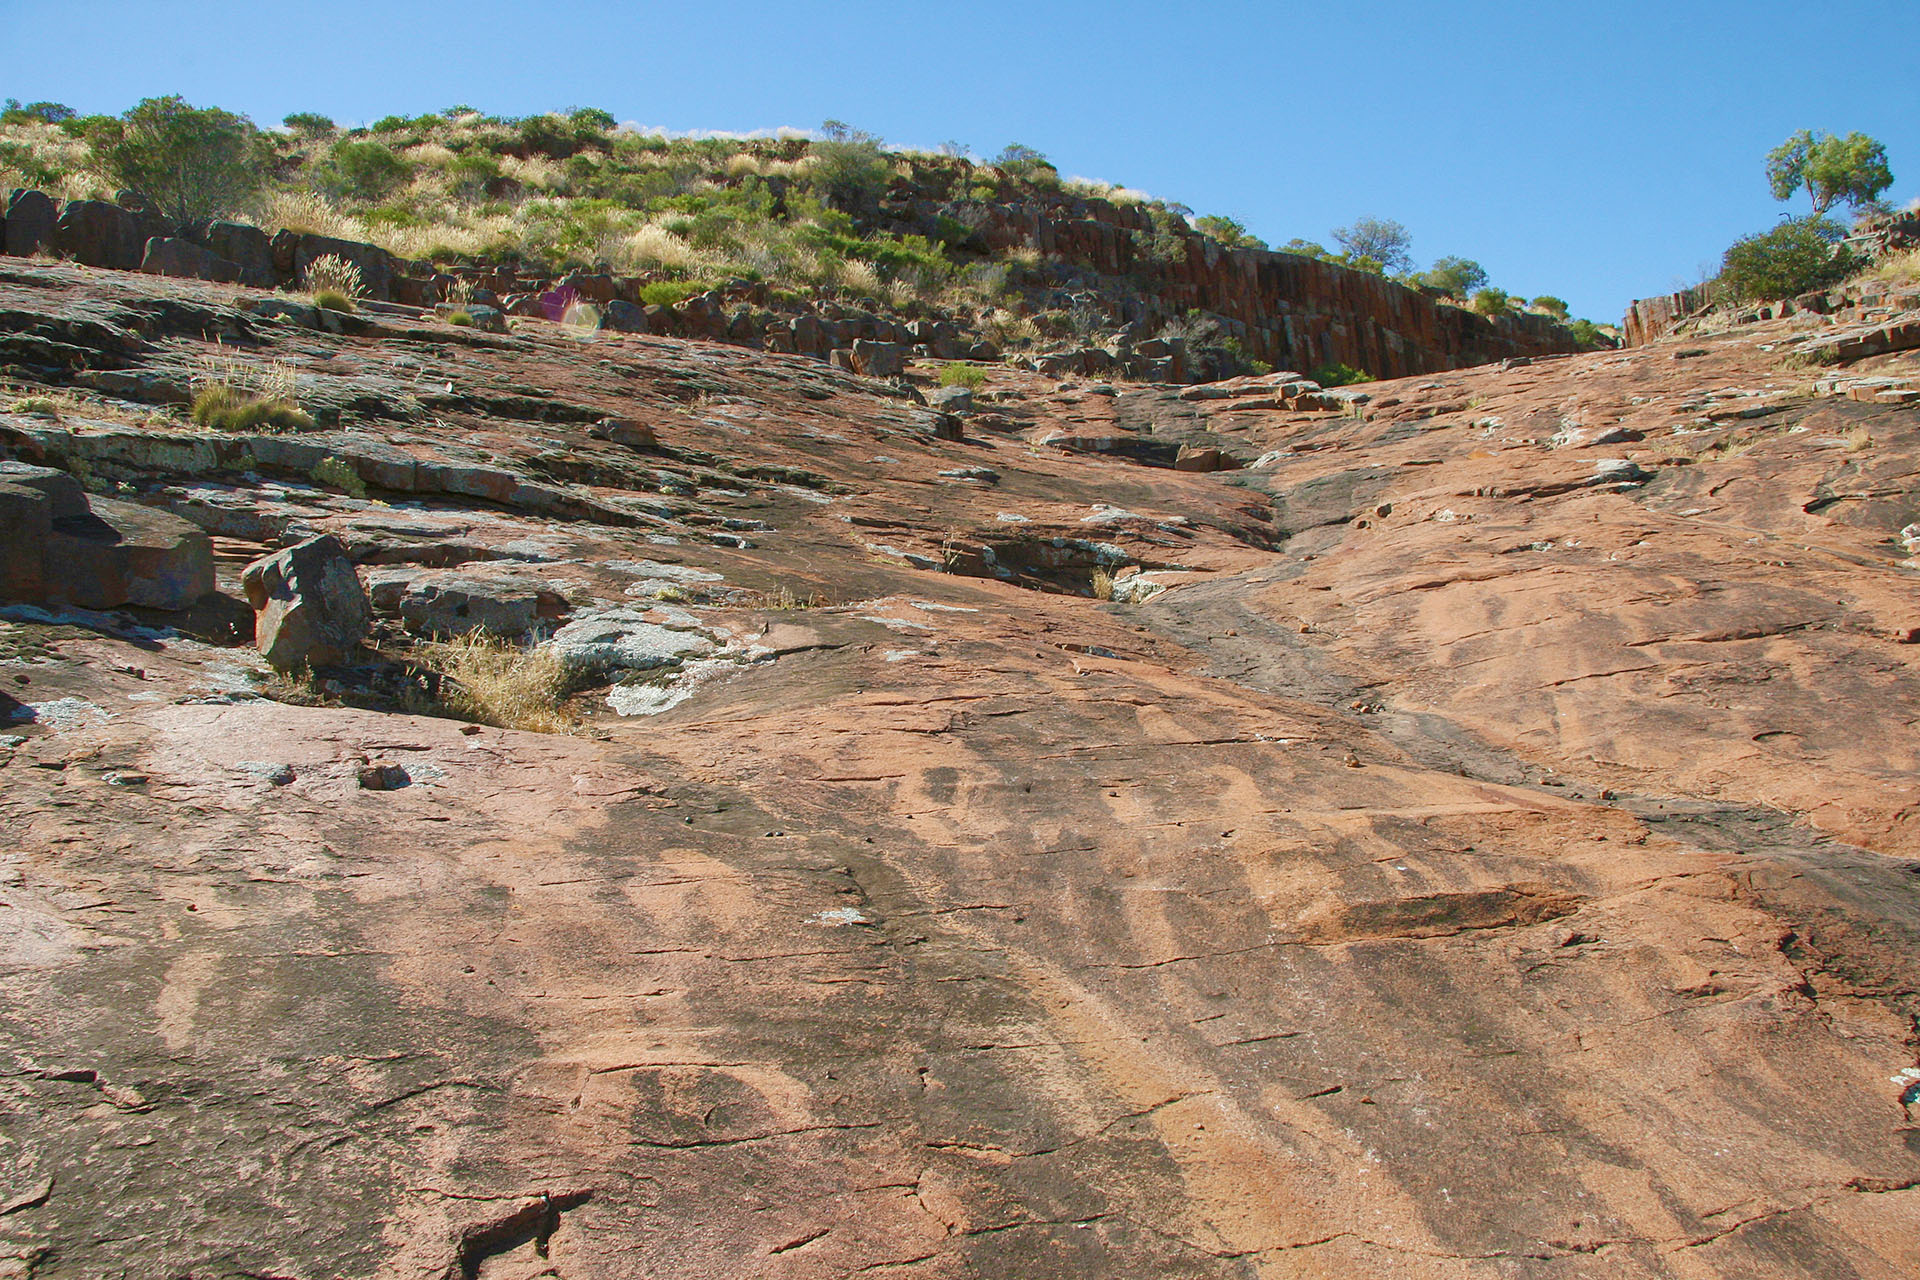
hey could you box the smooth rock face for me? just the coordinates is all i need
[0,479,51,598]
[44,496,214,610]
[242,534,371,669]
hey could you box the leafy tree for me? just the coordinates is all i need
[1331,216,1413,275]
[1194,214,1266,250]
[1530,295,1570,318]
[1280,237,1331,260]
[2,99,75,125]
[86,95,267,223]
[283,112,336,138]
[569,106,617,131]
[1415,256,1488,298]
[1718,215,1857,302]
[1766,130,1893,214]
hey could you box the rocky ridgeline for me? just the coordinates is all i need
[1622,211,1920,348]
[4,184,1580,385]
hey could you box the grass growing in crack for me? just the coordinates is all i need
[305,253,363,313]
[1089,567,1116,600]
[420,631,576,733]
[192,352,313,432]
[191,384,314,432]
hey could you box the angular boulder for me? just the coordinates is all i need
[242,535,370,670]
[850,339,905,378]
[47,497,215,611]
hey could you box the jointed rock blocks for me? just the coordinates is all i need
[0,461,213,611]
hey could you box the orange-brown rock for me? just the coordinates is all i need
[0,261,1916,1279]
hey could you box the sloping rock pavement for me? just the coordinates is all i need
[0,261,1916,1279]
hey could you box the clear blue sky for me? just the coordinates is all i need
[6,0,1916,323]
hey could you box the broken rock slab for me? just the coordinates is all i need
[242,534,370,671]
[365,565,569,638]
[3,461,217,611]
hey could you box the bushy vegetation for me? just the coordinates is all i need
[1717,216,1858,303]
[1311,362,1373,387]
[937,362,989,389]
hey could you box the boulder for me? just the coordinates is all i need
[187,220,275,287]
[242,535,371,670]
[4,189,57,257]
[0,461,87,518]
[851,339,905,378]
[601,300,647,333]
[547,607,715,675]
[47,497,215,611]
[139,236,242,284]
[1174,445,1235,473]
[52,200,157,271]
[927,385,974,414]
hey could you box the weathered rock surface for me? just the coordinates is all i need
[0,263,1915,1279]
[242,534,371,669]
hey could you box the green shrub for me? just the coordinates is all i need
[191,385,313,433]
[938,363,988,390]
[1311,363,1372,387]
[317,139,411,199]
[310,455,366,498]
[445,309,475,327]
[1530,295,1570,318]
[87,95,267,223]
[1195,214,1266,250]
[994,143,1057,186]
[1471,286,1511,316]
[810,120,890,211]
[1414,256,1487,298]
[1717,216,1857,303]
[638,280,710,306]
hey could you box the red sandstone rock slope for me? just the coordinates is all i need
[0,262,1917,1279]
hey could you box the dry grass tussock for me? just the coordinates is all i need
[1863,248,1920,290]
[421,631,576,733]
[191,350,311,432]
